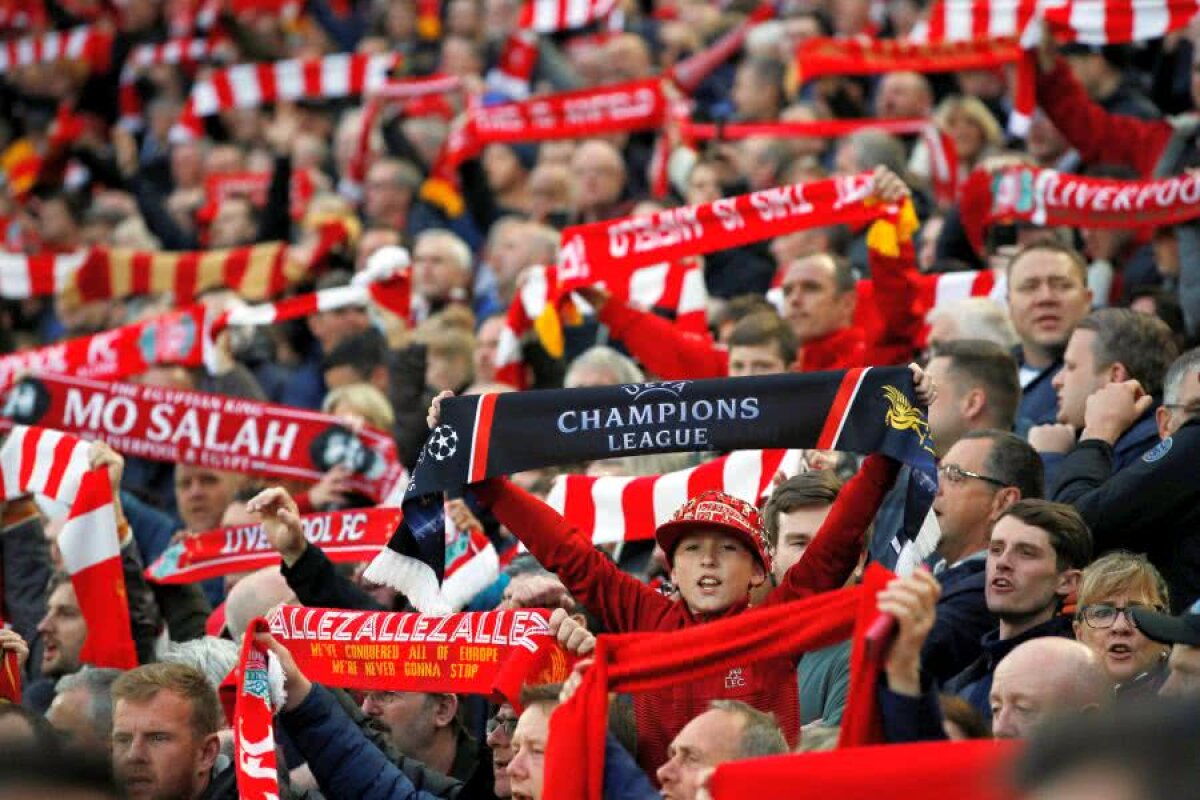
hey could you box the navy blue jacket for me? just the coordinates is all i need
[1042,406,1159,494]
[1014,352,1062,439]
[945,615,1075,720]
[921,556,994,685]
[281,685,460,800]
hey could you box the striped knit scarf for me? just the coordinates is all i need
[172,52,402,141]
[365,368,938,613]
[518,0,619,32]
[544,565,894,800]
[0,426,137,669]
[544,450,801,545]
[0,26,112,73]
[118,36,226,131]
[493,257,707,389]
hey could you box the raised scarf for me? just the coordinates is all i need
[793,36,1019,82]
[421,78,668,215]
[364,368,937,613]
[196,169,317,224]
[265,606,573,708]
[172,52,402,141]
[544,449,800,545]
[2,373,406,502]
[493,257,707,389]
[0,643,18,703]
[145,508,402,584]
[118,36,225,131]
[958,166,1200,254]
[518,0,619,32]
[543,564,894,800]
[666,2,776,93]
[0,25,112,73]
[710,739,1021,799]
[233,618,282,800]
[0,426,137,669]
[0,305,209,394]
[486,30,539,100]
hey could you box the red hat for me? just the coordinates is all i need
[656,490,771,573]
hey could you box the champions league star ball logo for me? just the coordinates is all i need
[427,425,459,461]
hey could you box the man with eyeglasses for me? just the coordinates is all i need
[486,704,519,798]
[921,429,1044,683]
[1054,346,1200,612]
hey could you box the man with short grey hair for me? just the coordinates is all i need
[656,700,788,800]
[412,229,474,319]
[47,667,123,755]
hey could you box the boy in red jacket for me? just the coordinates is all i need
[427,364,934,776]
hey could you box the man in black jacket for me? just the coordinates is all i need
[1055,347,1200,611]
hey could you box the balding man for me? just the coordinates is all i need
[874,72,933,120]
[990,638,1109,738]
[570,140,630,223]
[603,34,653,84]
[223,567,297,637]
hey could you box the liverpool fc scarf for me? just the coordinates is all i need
[365,367,937,613]
[233,618,282,800]
[958,166,1200,255]
[0,426,137,669]
[0,305,209,394]
[2,374,406,502]
[545,449,801,545]
[118,36,225,131]
[266,606,572,707]
[543,565,893,800]
[710,740,1021,800]
[173,52,402,140]
[145,508,403,584]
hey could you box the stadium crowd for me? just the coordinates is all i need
[1,0,1200,798]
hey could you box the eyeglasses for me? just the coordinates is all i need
[1077,603,1164,629]
[937,463,1009,489]
[487,715,518,738]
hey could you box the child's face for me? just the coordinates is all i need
[670,530,766,617]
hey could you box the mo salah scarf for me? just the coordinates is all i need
[0,426,137,669]
[543,565,895,800]
[264,605,572,708]
[709,740,1021,800]
[1,373,405,503]
[364,368,938,613]
[958,166,1200,255]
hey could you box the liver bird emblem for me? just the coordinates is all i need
[882,385,936,456]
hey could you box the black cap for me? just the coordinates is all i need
[1132,599,1200,647]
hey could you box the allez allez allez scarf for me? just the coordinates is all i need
[365,367,938,613]
[266,605,572,707]
[0,374,405,502]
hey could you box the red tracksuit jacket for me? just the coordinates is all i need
[475,454,899,777]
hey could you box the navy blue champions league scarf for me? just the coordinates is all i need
[364,366,938,612]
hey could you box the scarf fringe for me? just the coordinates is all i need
[440,541,500,613]
[362,547,453,616]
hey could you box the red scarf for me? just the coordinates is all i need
[668,2,776,93]
[0,426,137,669]
[0,304,208,394]
[233,618,281,800]
[145,508,402,585]
[557,173,889,284]
[545,449,796,544]
[544,565,893,800]
[0,612,20,702]
[3,373,405,503]
[518,0,619,32]
[959,166,1200,254]
[486,31,539,100]
[266,606,572,708]
[118,36,225,131]
[422,78,668,215]
[710,739,1021,799]
[680,118,930,145]
[793,36,1019,83]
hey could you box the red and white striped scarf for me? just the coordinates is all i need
[0,25,112,73]
[442,510,500,612]
[545,449,801,545]
[493,258,708,389]
[0,426,137,669]
[518,0,619,32]
[0,220,352,306]
[232,618,281,800]
[172,52,402,140]
[118,36,225,131]
[0,0,47,32]
[486,30,540,100]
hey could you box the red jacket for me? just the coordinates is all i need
[475,454,899,776]
[1036,56,1171,178]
